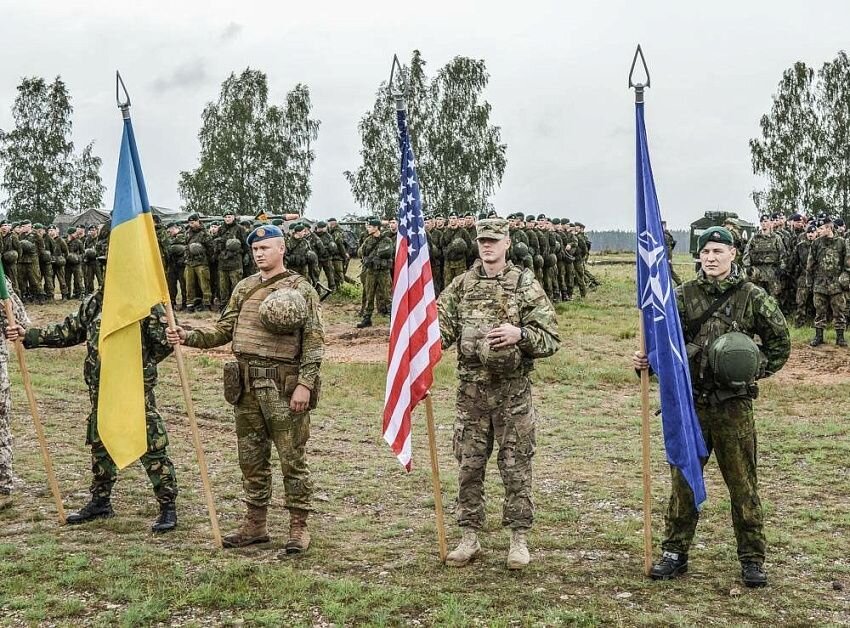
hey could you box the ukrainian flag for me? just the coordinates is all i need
[97,111,169,468]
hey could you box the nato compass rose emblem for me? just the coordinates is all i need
[638,230,671,323]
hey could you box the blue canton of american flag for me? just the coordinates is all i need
[382,107,442,471]
[635,100,708,508]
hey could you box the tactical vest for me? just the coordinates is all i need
[231,274,304,362]
[456,264,527,376]
[682,278,762,400]
[748,234,780,265]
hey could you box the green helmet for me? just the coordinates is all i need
[225,238,242,253]
[258,288,308,333]
[708,332,761,388]
[512,241,529,259]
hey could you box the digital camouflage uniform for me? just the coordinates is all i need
[165,231,187,308]
[358,232,394,318]
[806,234,850,331]
[438,260,560,531]
[0,280,30,496]
[184,270,324,511]
[215,222,246,306]
[742,231,786,299]
[285,235,312,279]
[662,266,790,564]
[184,225,213,308]
[22,292,178,505]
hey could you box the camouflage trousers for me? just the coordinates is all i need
[87,391,178,504]
[331,260,346,288]
[453,377,536,530]
[662,397,764,564]
[795,279,813,326]
[543,264,558,299]
[361,269,391,317]
[5,263,19,294]
[53,264,68,297]
[318,259,336,290]
[83,261,102,295]
[65,264,84,298]
[813,291,846,330]
[184,264,212,306]
[668,261,682,286]
[40,262,54,299]
[443,260,467,287]
[0,372,13,494]
[750,265,781,299]
[218,268,243,307]
[20,261,44,300]
[234,381,313,511]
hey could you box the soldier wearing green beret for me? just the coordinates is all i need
[184,213,214,312]
[166,224,324,555]
[806,218,850,347]
[326,218,351,290]
[313,221,337,292]
[284,223,312,279]
[356,218,394,328]
[438,218,560,571]
[215,211,246,309]
[0,220,22,294]
[634,225,790,588]
[18,221,45,303]
[442,213,473,286]
[82,225,103,297]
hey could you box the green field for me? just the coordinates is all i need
[1,256,848,626]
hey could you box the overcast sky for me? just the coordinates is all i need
[2,0,849,229]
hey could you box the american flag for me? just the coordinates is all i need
[382,107,442,471]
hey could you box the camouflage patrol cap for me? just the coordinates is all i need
[259,288,308,334]
[475,218,509,241]
[246,224,284,245]
[697,226,735,250]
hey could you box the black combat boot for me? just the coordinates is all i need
[356,315,372,329]
[151,502,177,533]
[741,562,767,588]
[66,497,114,524]
[809,328,824,347]
[837,329,847,347]
[649,551,688,580]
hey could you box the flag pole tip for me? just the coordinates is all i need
[116,71,131,114]
[389,54,408,110]
[628,45,650,102]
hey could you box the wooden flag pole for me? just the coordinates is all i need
[3,301,66,524]
[638,315,653,576]
[163,302,222,548]
[424,393,448,562]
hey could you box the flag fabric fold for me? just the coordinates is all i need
[382,106,442,471]
[97,114,169,469]
[635,101,708,508]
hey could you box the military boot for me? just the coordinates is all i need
[151,502,177,533]
[356,315,372,329]
[741,562,768,588]
[649,551,688,580]
[222,504,270,548]
[66,497,114,524]
[281,508,311,556]
[506,529,530,570]
[809,328,824,347]
[837,329,847,347]
[445,528,480,567]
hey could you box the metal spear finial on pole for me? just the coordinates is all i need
[389,54,408,112]
[629,44,651,103]
[116,71,131,119]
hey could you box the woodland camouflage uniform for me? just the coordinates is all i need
[0,280,30,499]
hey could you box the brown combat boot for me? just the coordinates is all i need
[281,508,311,556]
[222,504,270,548]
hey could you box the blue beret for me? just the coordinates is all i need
[246,224,284,245]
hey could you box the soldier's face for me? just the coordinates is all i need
[760,220,771,232]
[0,225,8,234]
[435,219,444,227]
[224,215,235,224]
[189,220,201,230]
[448,217,457,227]
[807,231,817,241]
[253,237,285,270]
[699,243,735,278]
[477,236,510,264]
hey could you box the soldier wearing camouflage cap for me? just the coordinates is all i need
[634,225,790,588]
[438,218,560,570]
[167,224,324,556]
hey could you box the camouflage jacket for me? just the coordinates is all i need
[663,229,676,255]
[184,226,213,267]
[442,227,472,262]
[215,223,246,271]
[1,233,21,260]
[22,291,173,399]
[328,225,348,260]
[358,233,394,270]
[677,266,790,395]
[184,271,324,390]
[438,260,560,382]
[285,236,312,271]
[315,231,336,262]
[806,234,850,295]
[67,237,85,263]
[523,229,540,257]
[743,231,786,268]
[576,233,589,260]
[791,239,812,284]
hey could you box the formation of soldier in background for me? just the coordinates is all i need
[740,212,850,347]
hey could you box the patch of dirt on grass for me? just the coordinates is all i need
[776,344,850,385]
[324,323,389,363]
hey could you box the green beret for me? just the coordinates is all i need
[33,222,44,229]
[327,217,338,222]
[316,220,327,228]
[223,210,236,216]
[67,227,76,235]
[187,213,201,222]
[368,218,382,227]
[271,219,284,226]
[525,215,535,222]
[551,218,561,225]
[291,223,306,233]
[697,226,735,250]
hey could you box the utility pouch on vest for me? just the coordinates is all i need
[459,326,483,358]
[223,361,243,405]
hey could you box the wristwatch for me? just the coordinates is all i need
[519,327,528,342]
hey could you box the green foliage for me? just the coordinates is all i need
[179,69,320,216]
[750,51,850,221]
[345,50,507,219]
[0,76,104,223]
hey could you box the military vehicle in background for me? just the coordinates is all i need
[689,211,756,271]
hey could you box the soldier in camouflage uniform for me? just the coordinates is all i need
[183,213,214,311]
[535,215,559,302]
[167,224,324,555]
[1,221,21,294]
[313,222,338,291]
[635,226,790,588]
[18,221,45,303]
[5,280,180,532]
[215,211,246,309]
[791,225,817,327]
[443,213,473,286]
[65,227,86,300]
[33,224,54,301]
[425,217,444,296]
[0,279,29,511]
[326,218,351,289]
[438,218,560,571]
[48,226,69,300]
[284,223,312,278]
[742,215,786,299]
[356,218,394,328]
[806,218,850,347]
[662,221,682,286]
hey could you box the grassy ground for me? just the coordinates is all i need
[1,256,848,627]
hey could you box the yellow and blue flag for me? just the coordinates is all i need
[97,111,169,468]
